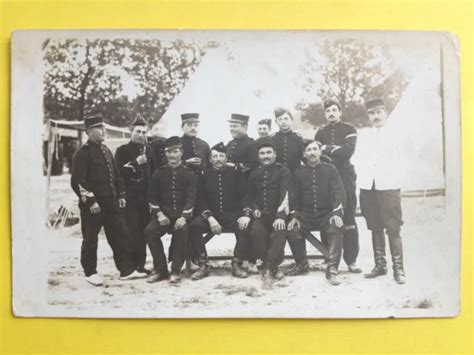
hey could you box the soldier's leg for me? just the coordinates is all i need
[144,218,170,275]
[101,199,136,277]
[341,169,360,266]
[124,197,142,270]
[188,216,211,261]
[136,197,151,271]
[320,219,343,284]
[287,229,307,265]
[249,218,270,262]
[169,224,189,273]
[79,204,103,276]
[265,229,287,271]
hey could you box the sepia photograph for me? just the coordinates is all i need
[11,30,461,318]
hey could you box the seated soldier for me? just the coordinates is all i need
[287,140,347,286]
[144,136,197,284]
[188,142,252,280]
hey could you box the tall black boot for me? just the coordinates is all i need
[387,229,405,284]
[364,230,387,278]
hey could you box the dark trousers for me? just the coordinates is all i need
[249,214,287,270]
[287,211,343,274]
[124,195,150,270]
[79,197,135,277]
[360,188,404,273]
[189,211,251,261]
[144,217,189,274]
[339,166,359,265]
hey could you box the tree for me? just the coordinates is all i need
[298,39,408,128]
[43,38,206,126]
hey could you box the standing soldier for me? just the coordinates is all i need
[256,118,272,141]
[272,107,305,174]
[71,113,146,286]
[243,139,291,290]
[150,124,167,169]
[180,113,211,174]
[226,113,259,273]
[359,99,406,284]
[188,142,252,280]
[144,136,197,284]
[115,114,156,274]
[314,99,361,273]
[287,140,346,286]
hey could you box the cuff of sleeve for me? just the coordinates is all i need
[276,211,287,220]
[119,191,126,199]
[84,196,97,208]
[150,203,161,215]
[201,210,213,220]
[131,160,140,170]
[331,204,344,218]
[182,212,193,221]
[289,210,300,219]
[243,207,252,217]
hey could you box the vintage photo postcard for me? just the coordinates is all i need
[11,30,461,318]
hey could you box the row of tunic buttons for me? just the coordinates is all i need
[330,126,335,145]
[228,142,235,160]
[283,136,288,165]
[312,169,318,212]
[171,170,177,211]
[101,146,115,191]
[218,173,224,212]
[262,170,268,210]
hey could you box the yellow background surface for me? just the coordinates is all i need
[0,0,472,354]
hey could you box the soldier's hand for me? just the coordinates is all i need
[237,216,251,230]
[330,215,344,228]
[186,157,201,166]
[208,216,223,235]
[173,216,187,230]
[118,198,126,208]
[287,217,300,231]
[157,212,170,226]
[136,154,148,165]
[272,218,286,231]
[89,202,101,215]
[253,209,262,219]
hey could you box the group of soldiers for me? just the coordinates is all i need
[71,98,406,290]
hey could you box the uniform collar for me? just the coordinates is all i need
[87,139,103,147]
[182,134,196,141]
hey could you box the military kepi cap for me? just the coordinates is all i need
[258,118,272,128]
[365,98,385,110]
[84,112,104,129]
[211,142,226,154]
[164,136,183,151]
[256,137,275,151]
[181,113,200,123]
[323,99,341,110]
[131,113,148,127]
[228,113,249,124]
[274,107,293,119]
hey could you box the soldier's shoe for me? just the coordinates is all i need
[394,271,406,285]
[86,273,103,286]
[231,261,248,278]
[315,261,328,271]
[262,269,274,290]
[146,271,168,283]
[364,266,388,279]
[347,263,362,273]
[244,262,259,274]
[286,262,309,276]
[272,269,285,280]
[119,270,148,281]
[186,259,200,272]
[137,267,152,275]
[191,264,210,280]
[326,273,341,286]
[169,272,182,284]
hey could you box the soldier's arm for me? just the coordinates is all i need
[110,149,126,199]
[242,170,256,217]
[182,169,197,221]
[146,144,157,174]
[289,171,301,219]
[70,148,96,207]
[330,166,347,218]
[237,168,249,210]
[147,170,162,215]
[276,167,291,219]
[328,126,357,160]
[197,173,212,219]
[115,145,138,179]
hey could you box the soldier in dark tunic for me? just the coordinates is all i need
[115,114,156,274]
[180,113,211,175]
[242,139,291,290]
[188,142,252,280]
[71,113,146,286]
[256,118,272,140]
[272,107,305,174]
[144,136,197,284]
[287,140,347,286]
[226,113,259,172]
[314,99,361,273]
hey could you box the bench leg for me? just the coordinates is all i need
[301,230,329,259]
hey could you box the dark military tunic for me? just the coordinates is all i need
[272,130,305,173]
[151,136,167,169]
[115,141,156,271]
[245,162,291,270]
[147,164,197,221]
[314,120,359,265]
[71,140,125,206]
[115,142,156,197]
[181,134,211,173]
[226,134,259,171]
[70,140,134,277]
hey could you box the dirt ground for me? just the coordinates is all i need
[46,175,458,318]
